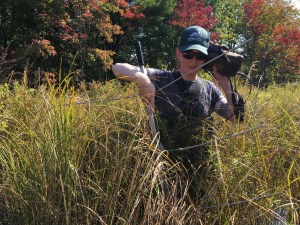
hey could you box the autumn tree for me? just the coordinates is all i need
[0,0,144,84]
[50,0,143,81]
[244,0,300,84]
[169,0,217,29]
[169,0,219,41]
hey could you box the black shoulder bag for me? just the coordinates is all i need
[230,78,245,122]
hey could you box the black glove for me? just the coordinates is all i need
[232,87,245,122]
[203,44,244,77]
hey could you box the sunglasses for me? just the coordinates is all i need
[181,50,208,61]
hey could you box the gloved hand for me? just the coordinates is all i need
[232,87,245,122]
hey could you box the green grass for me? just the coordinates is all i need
[0,79,299,224]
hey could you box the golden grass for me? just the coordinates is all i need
[0,80,299,224]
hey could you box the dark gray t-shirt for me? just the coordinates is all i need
[146,68,228,119]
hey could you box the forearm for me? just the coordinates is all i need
[212,68,235,121]
[112,63,155,108]
[112,63,150,85]
[217,77,233,106]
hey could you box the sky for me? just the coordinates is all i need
[291,0,300,9]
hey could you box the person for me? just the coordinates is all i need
[112,26,236,202]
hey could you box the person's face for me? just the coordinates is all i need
[176,48,207,76]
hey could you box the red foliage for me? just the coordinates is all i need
[272,25,300,73]
[118,0,145,19]
[56,0,144,45]
[244,0,300,74]
[169,0,217,30]
[244,0,269,35]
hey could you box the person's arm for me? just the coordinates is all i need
[212,66,235,122]
[112,63,155,108]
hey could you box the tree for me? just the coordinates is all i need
[169,0,217,29]
[169,0,219,40]
[244,0,300,84]
[0,0,144,84]
[111,0,178,70]
[211,0,246,49]
[113,0,220,71]
[36,0,145,81]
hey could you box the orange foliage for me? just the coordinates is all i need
[118,0,145,19]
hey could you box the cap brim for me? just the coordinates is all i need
[179,44,208,55]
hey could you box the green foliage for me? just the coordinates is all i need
[211,0,246,48]
[113,0,179,70]
[136,0,176,19]
[115,23,180,70]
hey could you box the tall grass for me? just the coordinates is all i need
[0,79,299,224]
[207,83,300,224]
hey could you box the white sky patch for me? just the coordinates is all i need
[291,0,300,9]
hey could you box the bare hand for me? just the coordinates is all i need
[137,79,155,110]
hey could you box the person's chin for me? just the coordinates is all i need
[189,66,200,71]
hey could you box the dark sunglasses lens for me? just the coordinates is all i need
[182,51,194,59]
[182,51,207,60]
[195,52,208,60]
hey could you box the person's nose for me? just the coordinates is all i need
[191,56,198,63]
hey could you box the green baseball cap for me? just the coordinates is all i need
[179,26,210,55]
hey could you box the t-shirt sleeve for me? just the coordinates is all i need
[145,68,173,87]
[146,68,160,79]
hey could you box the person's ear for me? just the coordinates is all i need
[175,48,181,68]
[176,48,181,57]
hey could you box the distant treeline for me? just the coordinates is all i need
[0,0,299,86]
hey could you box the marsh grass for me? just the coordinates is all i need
[0,79,299,224]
